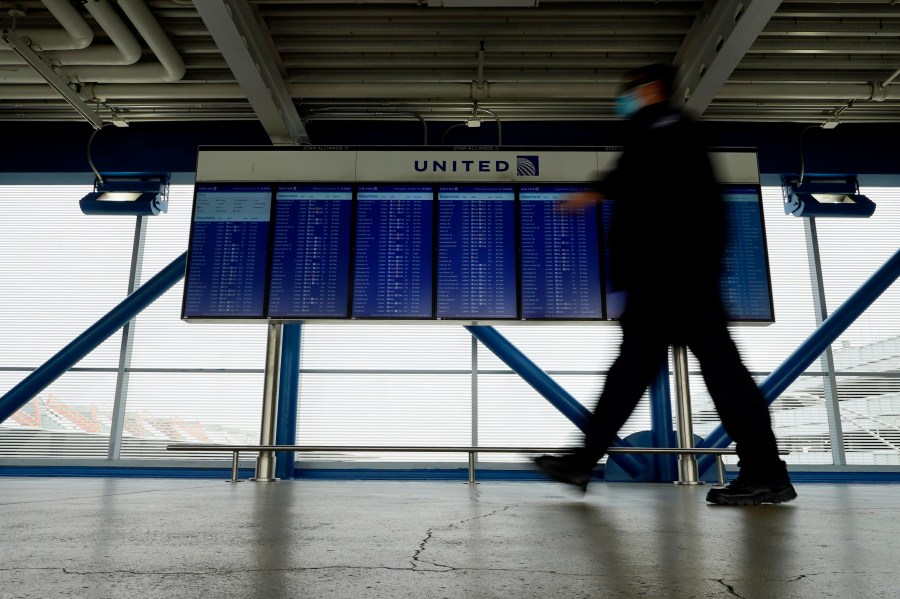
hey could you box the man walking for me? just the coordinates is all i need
[533,63,796,506]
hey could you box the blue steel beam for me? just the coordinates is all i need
[697,248,900,472]
[0,252,188,425]
[649,361,678,481]
[466,325,646,478]
[275,323,301,480]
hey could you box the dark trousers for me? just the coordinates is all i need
[579,291,787,480]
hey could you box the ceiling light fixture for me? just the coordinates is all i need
[80,174,169,216]
[782,175,876,218]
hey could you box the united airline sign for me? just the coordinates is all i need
[195,148,658,184]
[412,155,540,176]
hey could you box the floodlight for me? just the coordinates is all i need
[782,176,875,218]
[80,175,169,216]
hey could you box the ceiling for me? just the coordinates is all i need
[1,0,899,144]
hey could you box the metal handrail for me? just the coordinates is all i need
[167,443,787,485]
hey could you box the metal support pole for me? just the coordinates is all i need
[253,322,283,482]
[672,345,701,485]
[469,334,479,483]
[805,218,846,465]
[108,215,147,459]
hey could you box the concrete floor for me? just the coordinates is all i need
[1,478,898,599]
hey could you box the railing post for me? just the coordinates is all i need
[715,454,726,485]
[230,451,242,483]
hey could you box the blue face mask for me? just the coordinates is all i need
[614,90,642,118]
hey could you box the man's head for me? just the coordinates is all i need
[615,62,677,117]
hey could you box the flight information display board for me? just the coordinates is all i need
[268,184,353,318]
[601,184,774,321]
[184,148,772,324]
[182,184,271,319]
[720,184,774,321]
[599,199,626,320]
[519,185,603,319]
[352,185,434,318]
[436,185,517,319]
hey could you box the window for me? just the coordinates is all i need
[2,183,898,469]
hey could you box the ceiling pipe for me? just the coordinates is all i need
[715,82,900,101]
[63,0,186,83]
[46,0,142,65]
[0,0,185,84]
[286,81,623,99]
[2,80,900,103]
[0,0,142,66]
[883,67,900,87]
[0,0,93,52]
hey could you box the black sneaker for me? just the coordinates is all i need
[532,454,594,493]
[706,475,797,506]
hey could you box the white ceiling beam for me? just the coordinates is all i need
[194,0,308,145]
[673,0,783,118]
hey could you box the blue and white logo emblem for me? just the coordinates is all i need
[516,155,540,176]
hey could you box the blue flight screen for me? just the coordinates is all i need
[352,185,434,318]
[436,185,517,319]
[268,185,353,318]
[600,199,626,320]
[519,185,602,319]
[183,184,271,319]
[720,185,774,321]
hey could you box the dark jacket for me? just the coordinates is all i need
[604,102,727,301]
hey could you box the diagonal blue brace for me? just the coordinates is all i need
[0,252,188,425]
[697,248,900,473]
[466,325,646,477]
